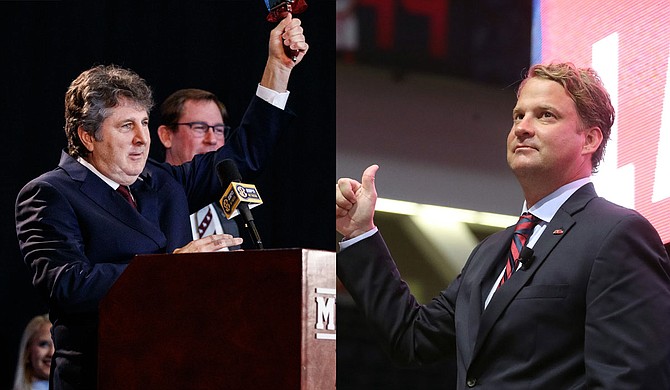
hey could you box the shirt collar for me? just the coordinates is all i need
[77,157,121,189]
[522,177,591,223]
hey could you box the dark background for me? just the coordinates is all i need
[0,1,334,388]
[341,0,533,87]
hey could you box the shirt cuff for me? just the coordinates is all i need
[256,84,290,110]
[339,227,379,251]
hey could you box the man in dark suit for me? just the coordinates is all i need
[336,63,670,389]
[157,88,242,249]
[15,15,308,390]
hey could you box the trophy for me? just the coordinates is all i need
[264,0,308,61]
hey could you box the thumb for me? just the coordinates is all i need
[278,12,293,29]
[361,164,379,193]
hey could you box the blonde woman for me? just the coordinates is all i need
[13,314,53,390]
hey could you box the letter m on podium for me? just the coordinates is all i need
[315,288,336,338]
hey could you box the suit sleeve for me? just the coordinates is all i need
[584,213,670,388]
[164,96,295,213]
[15,180,127,314]
[337,231,458,365]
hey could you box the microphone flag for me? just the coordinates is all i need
[220,182,263,219]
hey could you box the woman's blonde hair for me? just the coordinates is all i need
[13,314,51,390]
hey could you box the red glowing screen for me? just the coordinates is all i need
[534,0,670,243]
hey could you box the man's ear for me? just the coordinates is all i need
[78,126,95,153]
[582,126,603,155]
[157,125,172,148]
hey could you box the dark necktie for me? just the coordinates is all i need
[498,212,540,288]
[116,185,137,209]
[197,206,214,238]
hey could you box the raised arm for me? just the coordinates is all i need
[260,13,309,92]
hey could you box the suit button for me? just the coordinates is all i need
[466,378,477,387]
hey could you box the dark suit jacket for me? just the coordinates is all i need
[194,202,242,250]
[337,184,670,389]
[215,204,241,238]
[15,96,292,390]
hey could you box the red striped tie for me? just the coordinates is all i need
[498,212,540,288]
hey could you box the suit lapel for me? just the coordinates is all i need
[460,234,513,365]
[469,183,597,361]
[60,152,166,247]
[131,174,160,227]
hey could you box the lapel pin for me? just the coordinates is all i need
[552,229,564,235]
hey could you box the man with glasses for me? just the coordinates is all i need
[157,88,241,248]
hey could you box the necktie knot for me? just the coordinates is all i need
[514,212,540,236]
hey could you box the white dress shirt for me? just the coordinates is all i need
[484,177,591,308]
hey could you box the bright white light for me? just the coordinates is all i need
[375,197,517,228]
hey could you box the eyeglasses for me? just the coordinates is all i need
[172,122,230,138]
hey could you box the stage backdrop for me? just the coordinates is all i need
[0,2,334,388]
[533,0,670,244]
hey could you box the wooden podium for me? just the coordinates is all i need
[98,249,335,389]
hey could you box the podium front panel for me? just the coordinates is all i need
[98,248,335,389]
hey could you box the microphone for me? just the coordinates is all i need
[216,160,264,249]
[518,246,535,270]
